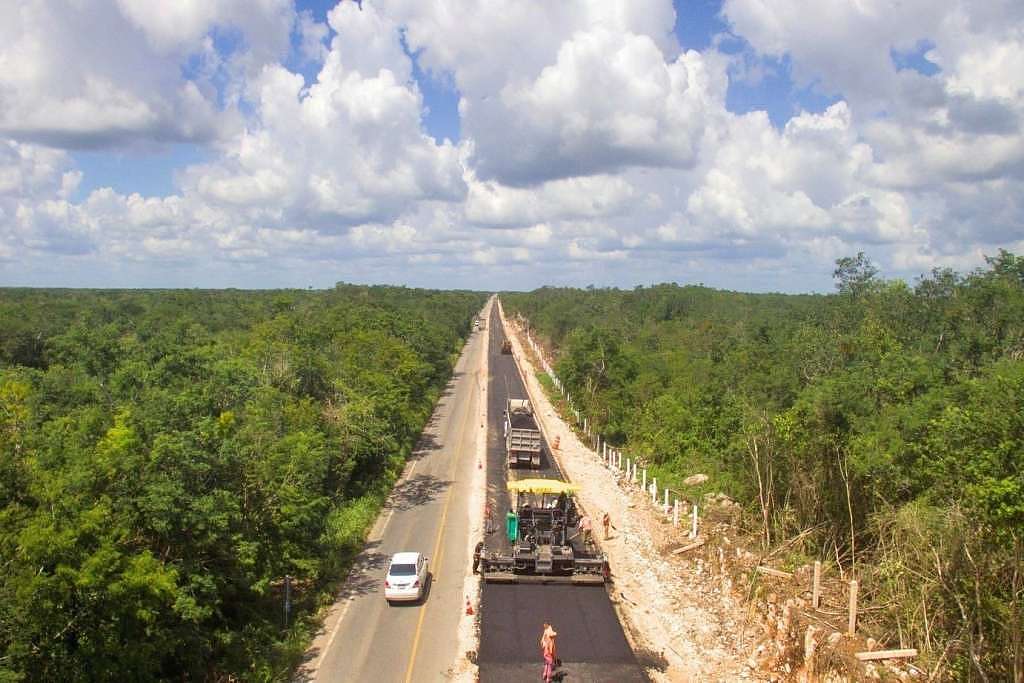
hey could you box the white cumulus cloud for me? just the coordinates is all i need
[1,0,1023,291]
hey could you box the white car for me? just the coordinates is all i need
[384,552,429,603]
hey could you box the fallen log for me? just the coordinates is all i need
[671,539,706,555]
[855,648,918,662]
[755,565,794,579]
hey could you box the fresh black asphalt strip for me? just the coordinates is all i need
[478,304,646,682]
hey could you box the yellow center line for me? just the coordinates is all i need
[403,337,479,683]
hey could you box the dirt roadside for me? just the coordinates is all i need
[498,302,756,682]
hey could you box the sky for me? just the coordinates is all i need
[1,1,1022,293]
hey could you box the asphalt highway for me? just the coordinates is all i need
[478,304,645,682]
[297,301,643,682]
[297,305,487,682]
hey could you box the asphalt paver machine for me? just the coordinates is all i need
[481,479,608,585]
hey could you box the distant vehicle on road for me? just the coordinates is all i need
[501,340,512,353]
[384,552,429,603]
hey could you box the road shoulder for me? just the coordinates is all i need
[498,302,751,682]
[450,299,491,681]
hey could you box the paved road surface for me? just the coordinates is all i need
[297,307,487,682]
[478,303,645,682]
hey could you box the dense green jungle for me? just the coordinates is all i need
[2,254,1020,681]
[0,285,486,681]
[502,252,1023,680]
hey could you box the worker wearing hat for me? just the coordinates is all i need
[540,622,558,682]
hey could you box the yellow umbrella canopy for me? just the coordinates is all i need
[507,478,579,494]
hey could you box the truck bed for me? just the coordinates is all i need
[508,428,542,452]
[508,411,538,430]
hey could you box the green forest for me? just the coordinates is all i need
[502,252,1023,680]
[0,285,486,681]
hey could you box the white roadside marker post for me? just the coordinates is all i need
[664,488,670,514]
[651,478,657,504]
[848,580,858,635]
[690,504,699,539]
[812,561,822,609]
[673,499,680,526]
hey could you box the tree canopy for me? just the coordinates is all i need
[0,285,486,681]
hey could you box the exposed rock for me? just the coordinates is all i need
[684,473,709,486]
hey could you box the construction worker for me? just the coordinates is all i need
[578,514,592,548]
[540,622,558,682]
[472,541,484,573]
[602,511,611,540]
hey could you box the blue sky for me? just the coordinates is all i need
[2,0,1022,291]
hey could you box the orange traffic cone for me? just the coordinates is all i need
[465,596,474,615]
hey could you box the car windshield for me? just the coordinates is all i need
[389,563,416,576]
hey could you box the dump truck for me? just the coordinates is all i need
[500,340,512,354]
[504,398,542,468]
[481,478,608,584]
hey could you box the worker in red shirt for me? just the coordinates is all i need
[540,622,558,682]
